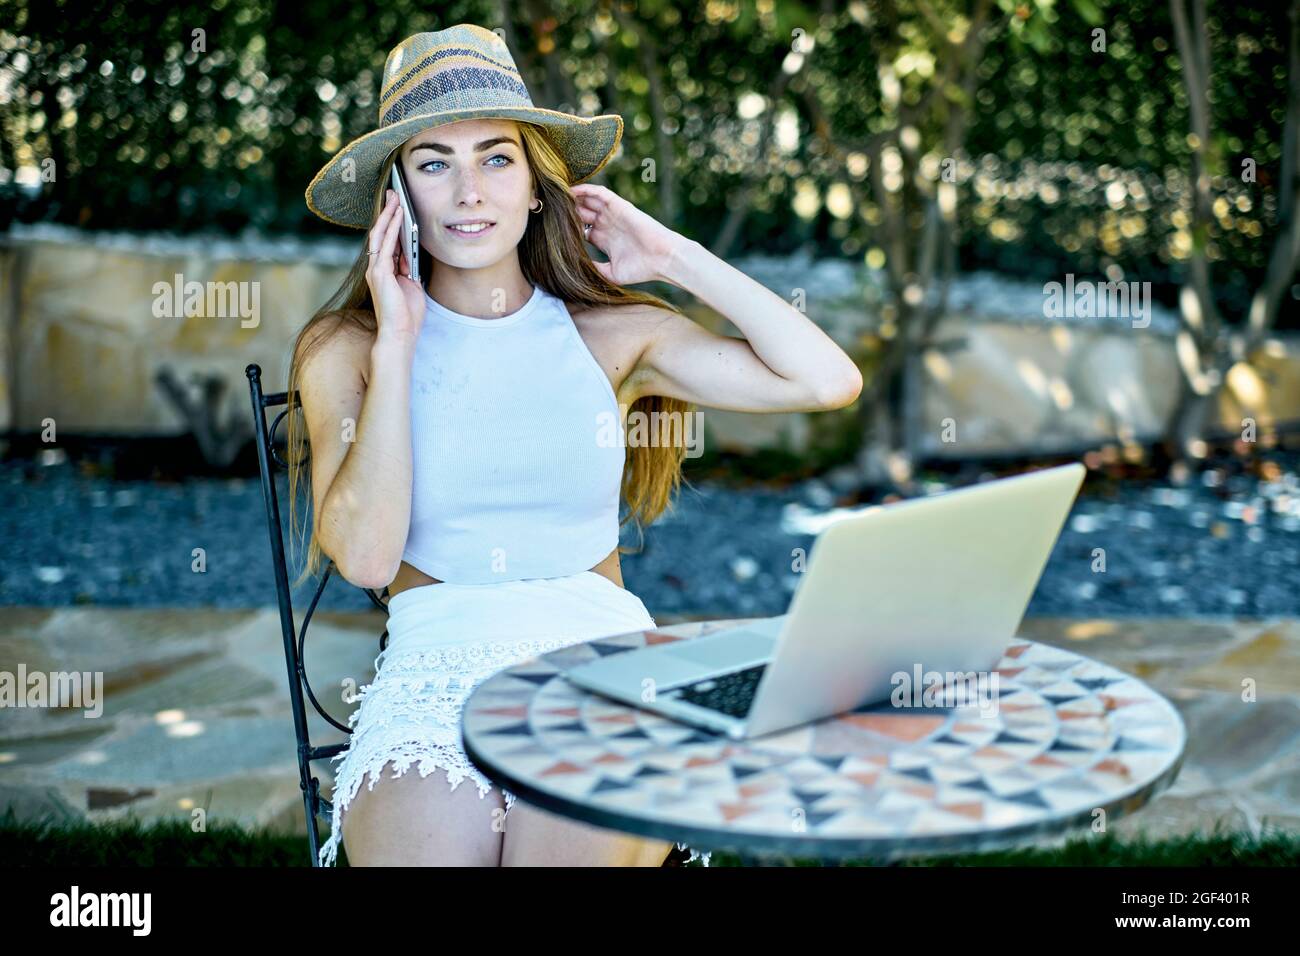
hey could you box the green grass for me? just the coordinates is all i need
[729,823,1300,866]
[2,809,1297,866]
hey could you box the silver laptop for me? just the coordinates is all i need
[563,462,1086,740]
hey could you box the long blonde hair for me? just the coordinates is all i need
[285,121,695,590]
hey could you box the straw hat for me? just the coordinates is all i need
[304,23,623,230]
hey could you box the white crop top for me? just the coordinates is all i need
[400,282,625,584]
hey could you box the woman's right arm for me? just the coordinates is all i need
[298,328,416,589]
[300,187,428,589]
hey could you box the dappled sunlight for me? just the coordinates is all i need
[924,350,953,382]
[1064,621,1119,641]
[1049,377,1074,410]
[1015,357,1049,398]
[1106,385,1132,416]
[165,721,206,738]
[1050,326,1073,355]
[780,501,880,537]
[1226,362,1265,409]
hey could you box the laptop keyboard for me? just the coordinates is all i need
[673,663,768,718]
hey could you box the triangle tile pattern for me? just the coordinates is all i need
[463,627,1186,859]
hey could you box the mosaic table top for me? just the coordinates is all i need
[462,618,1188,860]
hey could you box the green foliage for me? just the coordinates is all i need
[0,0,1290,326]
[964,0,1285,316]
[0,807,314,866]
[712,825,1300,865]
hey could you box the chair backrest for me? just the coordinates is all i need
[246,362,388,864]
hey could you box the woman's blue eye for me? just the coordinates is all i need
[419,154,513,172]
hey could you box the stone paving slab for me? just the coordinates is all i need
[1,608,1297,852]
[1017,617,1300,843]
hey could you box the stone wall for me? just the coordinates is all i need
[1,225,361,447]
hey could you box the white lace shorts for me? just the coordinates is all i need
[318,570,711,867]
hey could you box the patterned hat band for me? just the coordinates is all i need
[379,41,535,126]
[305,23,623,230]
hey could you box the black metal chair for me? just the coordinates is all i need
[246,362,693,867]
[246,363,389,866]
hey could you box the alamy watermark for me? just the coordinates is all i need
[1,665,103,718]
[890,664,1000,718]
[597,405,705,458]
[152,273,260,329]
[1042,274,1151,328]
[49,885,150,935]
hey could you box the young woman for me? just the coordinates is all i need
[290,26,862,867]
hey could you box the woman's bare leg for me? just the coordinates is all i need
[339,762,506,866]
[500,799,675,866]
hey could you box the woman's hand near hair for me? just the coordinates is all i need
[367,188,427,345]
[570,183,682,287]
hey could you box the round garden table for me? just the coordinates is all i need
[461,617,1187,863]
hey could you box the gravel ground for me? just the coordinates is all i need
[1,446,1297,618]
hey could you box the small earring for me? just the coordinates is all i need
[530,198,544,213]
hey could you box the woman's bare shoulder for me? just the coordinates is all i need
[295,313,377,387]
[564,299,670,338]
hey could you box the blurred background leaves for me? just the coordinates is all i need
[0,0,1287,310]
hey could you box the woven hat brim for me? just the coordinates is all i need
[305,106,623,230]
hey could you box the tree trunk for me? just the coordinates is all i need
[1164,0,1300,465]
[1164,383,1216,460]
[855,346,911,492]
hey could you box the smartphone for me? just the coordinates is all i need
[390,164,421,285]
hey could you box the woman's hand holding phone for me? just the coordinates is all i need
[366,189,426,345]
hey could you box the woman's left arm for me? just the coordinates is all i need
[572,184,863,413]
